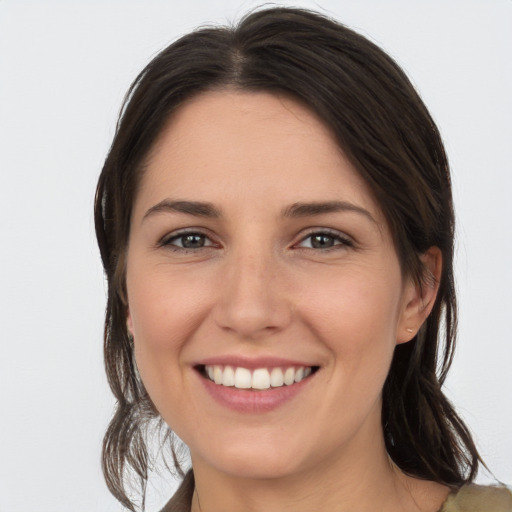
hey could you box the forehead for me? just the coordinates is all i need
[135,90,382,223]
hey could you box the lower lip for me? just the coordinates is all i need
[197,371,316,413]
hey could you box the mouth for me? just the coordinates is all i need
[196,364,320,391]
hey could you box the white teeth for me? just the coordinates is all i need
[234,367,252,389]
[294,367,305,383]
[213,366,223,385]
[284,367,295,385]
[222,365,235,386]
[270,367,284,387]
[204,365,314,389]
[252,368,271,390]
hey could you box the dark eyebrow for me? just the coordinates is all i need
[281,201,377,224]
[143,199,376,224]
[142,200,221,222]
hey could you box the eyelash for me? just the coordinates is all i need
[296,228,354,251]
[159,228,354,253]
[159,230,217,253]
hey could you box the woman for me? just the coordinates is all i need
[94,7,512,512]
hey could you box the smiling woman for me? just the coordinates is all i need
[127,90,422,470]
[94,7,511,512]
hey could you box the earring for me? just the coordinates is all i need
[406,328,413,333]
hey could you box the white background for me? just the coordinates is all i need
[0,1,511,511]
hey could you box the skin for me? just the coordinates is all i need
[126,90,448,512]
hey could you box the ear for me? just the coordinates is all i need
[396,246,442,344]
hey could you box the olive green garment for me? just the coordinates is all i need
[161,472,512,512]
[440,484,512,512]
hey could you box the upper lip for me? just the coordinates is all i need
[194,355,319,370]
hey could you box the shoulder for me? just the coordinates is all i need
[440,484,512,512]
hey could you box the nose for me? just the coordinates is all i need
[213,248,292,340]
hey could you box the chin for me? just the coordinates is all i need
[191,435,312,481]
[208,457,302,481]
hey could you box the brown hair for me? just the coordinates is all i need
[95,7,482,511]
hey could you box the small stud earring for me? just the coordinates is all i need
[406,328,413,333]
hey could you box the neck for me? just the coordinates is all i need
[189,423,449,512]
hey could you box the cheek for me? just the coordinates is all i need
[128,262,212,347]
[299,264,403,347]
[126,262,215,411]
[296,264,404,402]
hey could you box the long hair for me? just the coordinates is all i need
[95,7,482,510]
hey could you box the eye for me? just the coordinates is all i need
[296,230,353,250]
[161,231,216,250]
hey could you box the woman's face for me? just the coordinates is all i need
[126,90,424,480]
